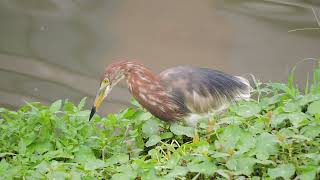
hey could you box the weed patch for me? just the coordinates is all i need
[1,67,320,179]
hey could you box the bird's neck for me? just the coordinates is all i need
[118,61,186,121]
[124,62,160,95]
[123,62,177,120]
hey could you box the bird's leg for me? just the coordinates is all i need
[205,118,216,142]
[193,127,200,143]
[206,118,216,135]
[123,124,133,160]
[205,113,219,142]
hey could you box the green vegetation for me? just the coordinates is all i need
[1,66,320,179]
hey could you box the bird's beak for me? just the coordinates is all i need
[89,83,111,121]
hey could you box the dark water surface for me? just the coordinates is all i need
[0,0,319,114]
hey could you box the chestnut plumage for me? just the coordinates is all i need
[90,61,251,124]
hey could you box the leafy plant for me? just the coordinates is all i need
[0,65,320,179]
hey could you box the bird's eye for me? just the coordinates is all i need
[103,79,109,84]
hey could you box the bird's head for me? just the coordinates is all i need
[89,61,128,120]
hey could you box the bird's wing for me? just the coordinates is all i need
[159,66,251,114]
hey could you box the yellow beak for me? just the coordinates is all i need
[89,84,109,121]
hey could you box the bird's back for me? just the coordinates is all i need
[159,66,251,116]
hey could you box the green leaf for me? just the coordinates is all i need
[235,102,261,118]
[271,113,288,127]
[145,135,161,147]
[253,133,279,160]
[307,100,320,115]
[111,173,131,180]
[78,97,87,111]
[218,125,243,151]
[209,151,230,158]
[194,141,210,154]
[218,116,242,125]
[70,171,82,180]
[282,102,300,112]
[0,108,6,113]
[139,170,159,180]
[271,112,309,128]
[130,97,141,107]
[47,171,69,180]
[50,100,62,112]
[215,169,231,179]
[106,154,129,165]
[268,164,295,180]
[269,83,293,95]
[22,132,37,146]
[226,157,256,176]
[18,139,26,154]
[170,123,194,137]
[187,161,216,176]
[260,94,282,108]
[64,100,76,113]
[29,141,54,154]
[74,146,96,164]
[35,161,50,173]
[44,150,74,160]
[287,112,309,128]
[237,131,256,154]
[120,108,136,119]
[115,165,137,179]
[298,166,318,180]
[165,166,188,178]
[142,119,160,137]
[303,153,320,164]
[301,125,320,138]
[236,157,256,176]
[75,110,91,121]
[298,94,320,106]
[84,159,105,170]
[132,110,153,123]
[160,132,173,139]
[0,159,10,175]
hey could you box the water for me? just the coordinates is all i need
[0,0,319,114]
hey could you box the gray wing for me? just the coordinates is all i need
[159,66,251,114]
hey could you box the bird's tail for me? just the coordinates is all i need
[234,76,252,100]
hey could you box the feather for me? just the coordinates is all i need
[159,66,251,115]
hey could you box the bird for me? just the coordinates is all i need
[89,61,251,126]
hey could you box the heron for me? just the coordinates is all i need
[89,61,251,126]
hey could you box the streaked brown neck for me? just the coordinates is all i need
[123,62,181,121]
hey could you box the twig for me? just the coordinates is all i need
[288,7,320,32]
[312,7,320,27]
[263,0,311,9]
[191,172,201,180]
[288,27,320,32]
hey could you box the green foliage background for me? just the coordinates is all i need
[0,66,320,179]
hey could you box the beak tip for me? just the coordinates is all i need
[89,107,96,121]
